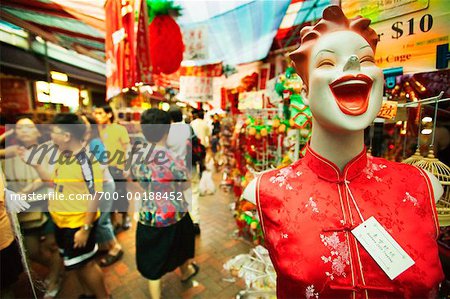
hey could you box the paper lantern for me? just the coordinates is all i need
[149,15,184,74]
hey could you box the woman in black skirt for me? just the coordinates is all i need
[130,109,198,299]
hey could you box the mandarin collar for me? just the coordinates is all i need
[302,145,368,183]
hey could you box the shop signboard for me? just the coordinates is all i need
[35,81,80,109]
[179,63,222,77]
[342,0,449,73]
[182,26,208,60]
[179,76,213,102]
[0,78,32,114]
[342,0,429,24]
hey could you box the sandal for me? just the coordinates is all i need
[43,279,61,299]
[181,263,199,283]
[99,249,124,267]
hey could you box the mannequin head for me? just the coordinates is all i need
[290,6,383,132]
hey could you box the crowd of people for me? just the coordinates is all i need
[0,105,223,299]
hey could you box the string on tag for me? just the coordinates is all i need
[344,180,365,223]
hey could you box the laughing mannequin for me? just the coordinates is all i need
[243,6,443,299]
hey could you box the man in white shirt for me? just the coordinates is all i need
[190,110,211,148]
[167,107,201,235]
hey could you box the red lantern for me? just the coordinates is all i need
[149,15,184,75]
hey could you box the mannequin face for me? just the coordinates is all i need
[306,31,383,132]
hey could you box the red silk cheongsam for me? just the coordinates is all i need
[256,146,443,299]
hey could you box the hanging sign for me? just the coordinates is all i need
[179,63,222,77]
[182,26,209,60]
[136,0,152,84]
[179,76,213,102]
[377,100,398,120]
[105,0,136,99]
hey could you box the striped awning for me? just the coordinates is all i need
[0,0,105,60]
[273,0,333,50]
[180,0,291,66]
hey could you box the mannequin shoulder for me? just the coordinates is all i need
[242,169,276,205]
[422,169,443,203]
[373,157,443,203]
[242,177,258,205]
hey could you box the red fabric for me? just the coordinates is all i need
[135,0,151,84]
[257,146,443,299]
[122,0,136,88]
[149,15,184,75]
[105,0,123,99]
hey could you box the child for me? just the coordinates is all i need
[199,147,216,196]
[131,109,198,299]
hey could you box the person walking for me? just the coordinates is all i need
[3,117,62,298]
[81,115,124,267]
[167,107,202,234]
[93,105,131,231]
[20,113,109,299]
[130,109,198,299]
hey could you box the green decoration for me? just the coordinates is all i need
[285,67,296,79]
[290,94,312,131]
[275,82,285,96]
[147,0,182,22]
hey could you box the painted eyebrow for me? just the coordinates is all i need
[315,49,335,58]
[359,45,372,50]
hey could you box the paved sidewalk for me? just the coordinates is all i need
[13,177,251,299]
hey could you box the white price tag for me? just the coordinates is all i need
[351,216,414,280]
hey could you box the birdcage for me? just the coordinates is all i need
[406,92,450,225]
[414,150,450,226]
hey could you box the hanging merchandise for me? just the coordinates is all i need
[223,246,277,297]
[147,0,184,75]
[275,67,312,155]
[105,0,135,99]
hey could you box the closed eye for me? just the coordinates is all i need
[317,60,335,68]
[360,56,375,64]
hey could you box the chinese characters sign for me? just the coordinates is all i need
[179,76,213,102]
[180,63,222,77]
[183,26,208,60]
[377,100,398,119]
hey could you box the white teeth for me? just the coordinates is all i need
[333,80,368,88]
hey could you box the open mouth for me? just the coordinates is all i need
[329,74,373,116]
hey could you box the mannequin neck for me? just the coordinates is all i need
[309,121,365,171]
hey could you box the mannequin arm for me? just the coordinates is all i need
[423,169,444,203]
[242,177,257,205]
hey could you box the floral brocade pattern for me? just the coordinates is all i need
[257,146,443,299]
[269,166,302,190]
[320,232,349,280]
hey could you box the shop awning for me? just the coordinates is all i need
[0,42,47,80]
[180,0,291,66]
[49,60,106,87]
[273,0,332,50]
[0,0,105,60]
[0,42,105,87]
